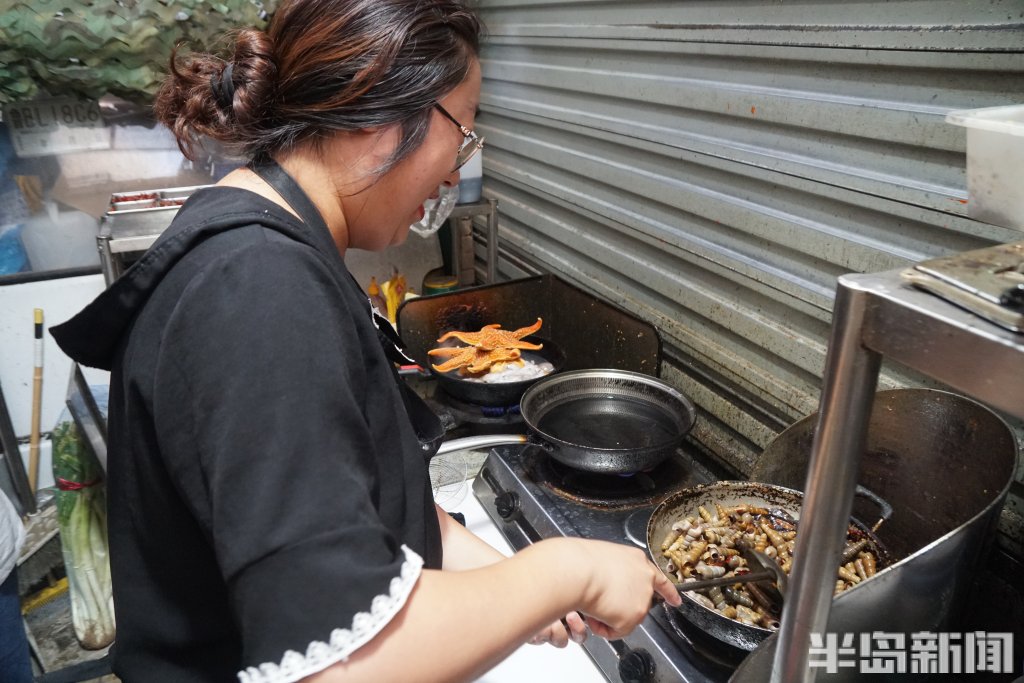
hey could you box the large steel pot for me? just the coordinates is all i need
[519,369,697,474]
[646,481,888,652]
[753,389,1015,614]
[750,389,1017,633]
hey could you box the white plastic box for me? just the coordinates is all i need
[946,104,1024,232]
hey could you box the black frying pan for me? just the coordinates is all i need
[519,369,696,474]
[429,336,565,407]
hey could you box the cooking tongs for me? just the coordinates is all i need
[673,543,788,598]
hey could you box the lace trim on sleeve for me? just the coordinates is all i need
[237,545,424,683]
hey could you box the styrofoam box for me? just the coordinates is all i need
[946,104,1024,232]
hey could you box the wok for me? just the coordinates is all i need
[646,481,890,652]
[429,336,565,407]
[745,388,1017,651]
[519,369,697,474]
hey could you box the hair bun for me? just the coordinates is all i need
[225,29,276,127]
[155,0,481,164]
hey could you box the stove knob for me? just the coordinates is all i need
[494,491,521,521]
[618,648,655,683]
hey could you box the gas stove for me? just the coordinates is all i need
[473,444,747,683]
[403,371,527,436]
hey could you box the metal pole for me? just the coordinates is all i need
[770,277,882,682]
[448,215,460,283]
[486,198,499,283]
[0,379,36,516]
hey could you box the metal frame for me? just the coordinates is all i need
[0,379,35,515]
[447,198,499,284]
[770,266,1024,682]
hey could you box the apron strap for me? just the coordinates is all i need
[248,159,330,236]
[249,158,444,460]
[249,158,414,363]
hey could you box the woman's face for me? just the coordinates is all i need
[341,58,482,251]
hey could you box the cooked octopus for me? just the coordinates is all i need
[659,503,880,630]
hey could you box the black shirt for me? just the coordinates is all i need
[52,187,442,682]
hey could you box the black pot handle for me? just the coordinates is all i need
[854,485,893,532]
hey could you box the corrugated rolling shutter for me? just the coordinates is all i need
[468,0,1024,553]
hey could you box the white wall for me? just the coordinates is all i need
[346,232,444,303]
[0,274,109,489]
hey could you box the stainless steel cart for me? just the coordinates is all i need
[757,248,1024,682]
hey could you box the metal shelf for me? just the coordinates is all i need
[446,197,499,284]
[768,265,1024,682]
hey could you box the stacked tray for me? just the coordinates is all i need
[107,185,209,214]
[99,184,211,283]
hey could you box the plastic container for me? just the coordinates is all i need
[946,104,1024,231]
[0,224,29,275]
[423,267,459,295]
[20,203,101,271]
[456,149,482,204]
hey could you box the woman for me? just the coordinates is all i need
[0,490,31,683]
[52,1,680,681]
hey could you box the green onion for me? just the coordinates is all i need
[53,419,114,649]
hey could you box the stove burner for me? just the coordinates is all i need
[473,445,747,682]
[429,388,525,430]
[624,509,651,548]
[523,446,687,508]
[480,403,520,418]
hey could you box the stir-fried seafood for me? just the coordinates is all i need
[660,503,880,630]
[429,319,544,375]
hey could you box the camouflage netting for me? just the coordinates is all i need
[0,0,277,105]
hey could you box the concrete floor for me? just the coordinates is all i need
[25,586,114,682]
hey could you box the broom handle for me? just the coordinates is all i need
[28,308,43,495]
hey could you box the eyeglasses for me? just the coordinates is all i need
[434,103,484,171]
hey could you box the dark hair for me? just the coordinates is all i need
[154,0,481,171]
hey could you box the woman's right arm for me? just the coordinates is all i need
[305,537,681,683]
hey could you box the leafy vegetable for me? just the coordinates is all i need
[53,418,114,650]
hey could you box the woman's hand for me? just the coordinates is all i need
[566,539,682,641]
[306,535,681,683]
[528,611,587,647]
